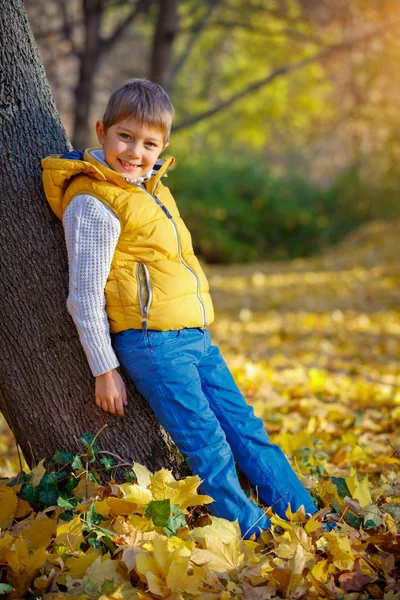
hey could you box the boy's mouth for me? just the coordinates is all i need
[118,159,141,171]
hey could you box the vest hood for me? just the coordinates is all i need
[42,148,175,220]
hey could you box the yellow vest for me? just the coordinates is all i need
[42,149,214,333]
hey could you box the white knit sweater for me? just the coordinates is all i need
[63,150,155,377]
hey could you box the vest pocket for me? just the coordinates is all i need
[136,263,152,322]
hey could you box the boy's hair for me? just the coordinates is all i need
[102,79,175,141]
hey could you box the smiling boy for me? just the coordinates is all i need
[42,78,316,539]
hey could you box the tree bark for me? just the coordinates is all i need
[150,0,179,91]
[0,0,177,474]
[71,0,103,149]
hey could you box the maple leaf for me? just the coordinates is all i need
[65,546,102,578]
[326,533,356,571]
[133,463,152,488]
[29,458,46,488]
[338,569,376,592]
[345,468,372,507]
[55,515,85,552]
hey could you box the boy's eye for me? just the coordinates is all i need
[145,141,157,148]
[120,133,131,140]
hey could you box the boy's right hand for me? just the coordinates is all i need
[95,369,128,416]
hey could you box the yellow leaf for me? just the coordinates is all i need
[14,497,32,519]
[55,515,85,552]
[24,545,47,577]
[133,463,152,488]
[29,458,46,487]
[305,513,323,534]
[120,483,153,507]
[310,558,330,583]
[83,554,127,586]
[166,556,203,594]
[0,534,15,561]
[5,536,46,577]
[129,514,157,532]
[345,468,372,507]
[190,516,240,544]
[149,468,175,501]
[22,513,56,551]
[136,551,162,582]
[285,504,307,522]
[95,499,111,518]
[161,475,214,510]
[0,483,18,529]
[65,547,102,578]
[326,533,355,571]
[146,571,167,597]
[106,497,138,516]
[191,533,244,573]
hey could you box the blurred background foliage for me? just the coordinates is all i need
[27,0,400,262]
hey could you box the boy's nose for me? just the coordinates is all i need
[127,143,140,158]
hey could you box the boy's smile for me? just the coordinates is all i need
[96,117,168,179]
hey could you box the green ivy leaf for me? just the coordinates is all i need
[0,584,14,594]
[86,502,96,529]
[39,487,59,507]
[86,531,102,548]
[58,512,74,522]
[57,495,77,510]
[40,472,59,488]
[51,451,75,465]
[101,580,116,594]
[7,472,28,487]
[63,475,80,495]
[163,504,186,537]
[19,485,40,505]
[123,470,136,483]
[99,456,115,472]
[144,499,171,527]
[346,513,361,529]
[332,477,351,499]
[88,472,100,484]
[364,519,377,529]
[102,536,117,554]
[71,455,84,471]
[81,432,96,447]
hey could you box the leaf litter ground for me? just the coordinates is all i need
[0,220,399,599]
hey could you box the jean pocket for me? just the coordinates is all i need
[148,329,182,348]
[112,329,143,354]
[115,347,145,382]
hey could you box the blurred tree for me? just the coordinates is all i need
[26,0,400,179]
[0,0,177,472]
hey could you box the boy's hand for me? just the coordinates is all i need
[95,369,128,416]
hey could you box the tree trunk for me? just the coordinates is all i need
[71,0,103,149]
[150,0,179,91]
[0,0,177,475]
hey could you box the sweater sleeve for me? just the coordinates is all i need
[63,194,121,376]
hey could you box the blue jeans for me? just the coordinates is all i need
[112,327,316,537]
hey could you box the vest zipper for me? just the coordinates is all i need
[136,262,152,332]
[133,183,207,327]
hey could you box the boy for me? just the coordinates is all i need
[42,79,316,538]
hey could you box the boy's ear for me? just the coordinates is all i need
[162,141,169,152]
[96,120,106,145]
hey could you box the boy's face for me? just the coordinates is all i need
[96,116,169,179]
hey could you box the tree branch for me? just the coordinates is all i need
[172,0,223,80]
[173,19,400,133]
[98,0,153,57]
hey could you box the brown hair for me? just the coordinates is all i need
[102,79,175,141]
